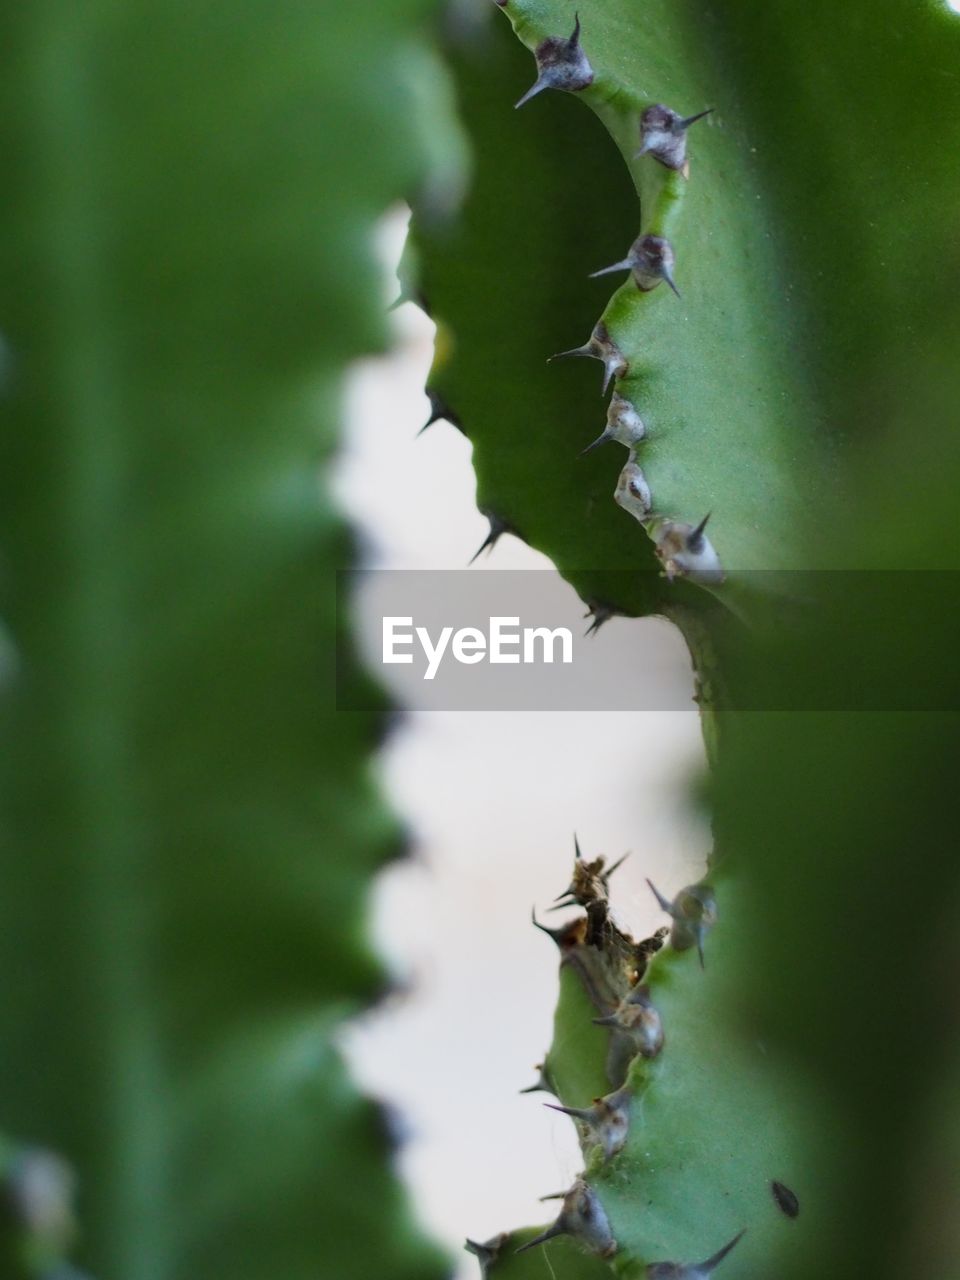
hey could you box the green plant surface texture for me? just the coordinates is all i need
[520,856,836,1280]
[423,4,960,1280]
[413,0,960,608]
[0,4,462,1278]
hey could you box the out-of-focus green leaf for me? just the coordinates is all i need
[0,4,464,1278]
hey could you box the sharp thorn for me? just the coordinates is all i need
[531,907,566,939]
[699,1229,746,1273]
[605,852,629,879]
[515,76,549,110]
[592,1014,619,1028]
[516,1223,566,1254]
[689,512,712,550]
[574,833,583,860]
[647,878,674,914]
[547,897,577,912]
[579,431,610,456]
[544,1103,591,1120]
[680,107,714,129]
[468,531,497,565]
[663,269,682,298]
[569,12,582,46]
[549,343,591,362]
[589,258,633,279]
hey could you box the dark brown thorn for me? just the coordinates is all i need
[538,1191,568,1202]
[604,852,629,880]
[465,1236,506,1273]
[583,601,618,636]
[647,877,673,914]
[531,906,572,944]
[568,11,581,47]
[547,895,578,912]
[688,512,711,552]
[544,1102,592,1121]
[592,1013,619,1028]
[579,429,611,456]
[469,513,513,564]
[589,257,633,279]
[662,266,682,298]
[515,73,551,110]
[680,107,713,129]
[699,1229,746,1273]
[418,389,462,437]
[548,342,592,362]
[516,1223,566,1254]
[574,833,583,860]
[520,1061,554,1095]
[697,927,706,970]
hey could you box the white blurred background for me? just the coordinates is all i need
[335,210,709,1277]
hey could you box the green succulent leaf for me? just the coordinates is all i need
[419,3,960,1280]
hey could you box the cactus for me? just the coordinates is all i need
[410,3,960,1279]
[0,3,462,1278]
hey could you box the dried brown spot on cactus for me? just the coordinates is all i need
[551,834,629,910]
[614,458,652,521]
[771,1179,800,1218]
